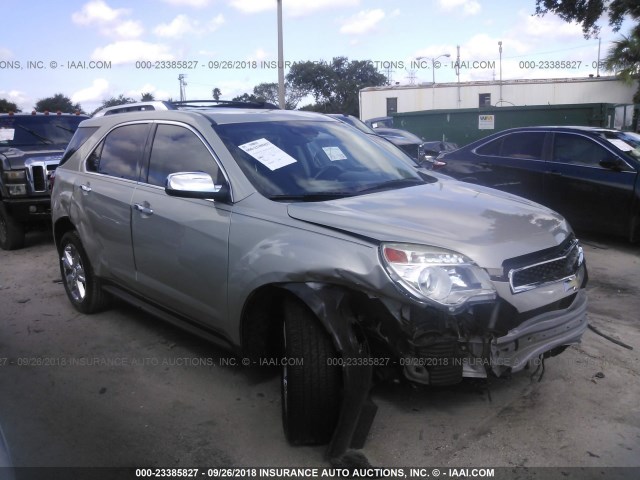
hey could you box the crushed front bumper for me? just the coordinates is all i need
[462,289,588,378]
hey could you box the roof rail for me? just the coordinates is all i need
[93,101,175,117]
[92,99,279,117]
[171,99,280,109]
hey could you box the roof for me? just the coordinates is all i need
[81,106,333,127]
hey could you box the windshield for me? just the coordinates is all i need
[377,128,424,144]
[213,120,424,200]
[0,115,86,147]
[599,131,640,161]
[327,114,377,135]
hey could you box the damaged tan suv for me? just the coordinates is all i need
[51,101,587,458]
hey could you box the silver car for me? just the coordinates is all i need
[51,102,587,456]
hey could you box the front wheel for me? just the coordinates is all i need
[58,231,110,313]
[281,299,342,445]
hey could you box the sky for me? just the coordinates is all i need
[0,0,636,114]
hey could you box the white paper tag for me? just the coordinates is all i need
[0,128,15,141]
[606,138,633,152]
[322,146,347,161]
[239,138,297,171]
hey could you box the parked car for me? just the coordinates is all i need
[362,115,457,162]
[0,111,88,249]
[52,102,587,457]
[436,126,640,241]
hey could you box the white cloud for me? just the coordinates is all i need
[71,79,111,104]
[91,41,175,64]
[72,1,145,39]
[230,0,360,17]
[111,20,145,38]
[340,9,385,35]
[154,14,224,38]
[437,0,480,16]
[155,14,197,38]
[0,47,13,59]
[162,0,212,7]
[71,0,129,25]
[518,10,583,39]
[247,48,268,61]
[0,90,29,111]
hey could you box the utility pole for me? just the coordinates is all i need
[277,0,285,109]
[455,45,461,108]
[178,74,187,102]
[498,41,503,106]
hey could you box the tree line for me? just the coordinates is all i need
[2,0,640,116]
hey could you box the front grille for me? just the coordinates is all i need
[27,161,58,193]
[32,165,46,191]
[508,239,583,293]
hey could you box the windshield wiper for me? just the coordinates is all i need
[268,192,354,202]
[56,124,76,134]
[356,178,424,194]
[15,124,53,144]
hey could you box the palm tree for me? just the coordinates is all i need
[604,33,640,102]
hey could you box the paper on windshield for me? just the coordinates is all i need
[607,139,633,152]
[239,138,297,171]
[322,146,347,161]
[0,129,15,141]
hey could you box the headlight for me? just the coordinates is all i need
[7,184,27,195]
[381,243,496,310]
[4,170,26,182]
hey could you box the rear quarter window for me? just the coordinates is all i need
[476,132,545,160]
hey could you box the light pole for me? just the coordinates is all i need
[277,0,285,109]
[416,53,450,108]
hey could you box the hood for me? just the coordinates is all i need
[287,180,571,270]
[0,146,64,169]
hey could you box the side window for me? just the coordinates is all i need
[476,137,502,156]
[146,124,220,187]
[60,126,99,167]
[86,124,148,180]
[499,132,545,160]
[552,133,612,167]
[476,132,545,159]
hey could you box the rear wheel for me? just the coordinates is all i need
[59,231,110,313]
[281,298,342,445]
[0,203,25,250]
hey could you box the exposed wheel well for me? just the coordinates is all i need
[240,285,290,361]
[54,217,76,251]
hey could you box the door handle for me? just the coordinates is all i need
[80,184,92,192]
[133,203,154,215]
[546,170,563,176]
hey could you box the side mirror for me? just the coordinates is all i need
[165,172,230,202]
[599,158,625,172]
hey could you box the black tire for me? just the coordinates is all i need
[281,298,342,445]
[0,203,25,250]
[58,231,110,314]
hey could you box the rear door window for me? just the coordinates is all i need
[86,123,149,181]
[477,132,546,160]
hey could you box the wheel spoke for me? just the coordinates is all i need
[62,244,86,302]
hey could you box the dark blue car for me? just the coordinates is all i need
[437,126,640,241]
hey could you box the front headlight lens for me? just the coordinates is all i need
[4,170,26,182]
[7,184,27,196]
[381,243,496,309]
